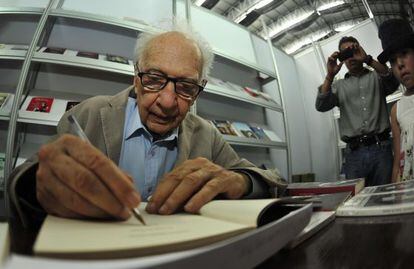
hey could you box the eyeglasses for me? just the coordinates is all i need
[137,70,206,100]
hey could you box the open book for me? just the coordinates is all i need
[34,199,308,259]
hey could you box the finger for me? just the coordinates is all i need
[37,187,84,219]
[37,164,118,219]
[157,168,218,215]
[59,135,141,209]
[146,159,206,214]
[184,177,224,213]
[39,142,131,219]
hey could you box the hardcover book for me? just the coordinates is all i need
[336,188,414,217]
[33,199,309,259]
[44,47,66,54]
[287,178,365,196]
[76,51,99,59]
[249,125,270,140]
[26,97,54,113]
[212,120,239,136]
[106,54,129,64]
[232,121,257,138]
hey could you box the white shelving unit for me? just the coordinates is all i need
[0,0,292,186]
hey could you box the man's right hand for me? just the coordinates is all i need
[36,134,141,220]
[326,51,343,81]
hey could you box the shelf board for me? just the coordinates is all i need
[0,7,43,15]
[32,50,134,76]
[204,84,283,112]
[17,117,58,126]
[0,115,10,121]
[49,9,160,35]
[214,50,277,79]
[0,48,26,61]
[223,135,286,149]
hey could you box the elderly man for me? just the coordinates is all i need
[315,36,399,186]
[9,27,283,226]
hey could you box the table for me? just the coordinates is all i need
[258,214,414,269]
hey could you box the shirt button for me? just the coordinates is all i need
[361,96,365,99]
[363,108,367,111]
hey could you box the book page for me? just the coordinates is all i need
[200,199,276,227]
[34,203,251,258]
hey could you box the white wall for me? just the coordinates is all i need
[293,19,384,181]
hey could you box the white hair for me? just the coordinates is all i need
[133,20,214,81]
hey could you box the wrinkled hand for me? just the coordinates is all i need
[36,134,141,220]
[146,157,250,215]
[327,51,343,79]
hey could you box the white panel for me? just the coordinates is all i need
[189,5,257,66]
[60,0,173,27]
[272,47,313,176]
[251,34,274,74]
[294,49,338,181]
[0,0,49,8]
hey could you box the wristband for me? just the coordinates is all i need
[364,55,373,66]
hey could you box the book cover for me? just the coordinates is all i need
[76,51,99,59]
[243,87,260,97]
[212,120,239,136]
[106,54,129,64]
[26,97,54,113]
[249,125,270,140]
[33,199,310,259]
[287,178,365,196]
[359,180,414,195]
[336,188,414,217]
[232,121,257,139]
[44,47,66,54]
[65,101,81,112]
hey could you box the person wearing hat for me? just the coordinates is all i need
[315,36,399,186]
[378,19,414,182]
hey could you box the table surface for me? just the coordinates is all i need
[257,213,414,269]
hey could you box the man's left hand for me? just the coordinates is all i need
[146,157,250,215]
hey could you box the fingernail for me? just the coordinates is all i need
[127,192,140,207]
[159,205,170,215]
[146,202,156,213]
[184,201,194,212]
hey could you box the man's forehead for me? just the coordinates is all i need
[340,41,357,50]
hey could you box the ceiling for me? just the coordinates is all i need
[194,0,414,54]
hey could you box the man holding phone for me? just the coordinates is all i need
[315,36,399,186]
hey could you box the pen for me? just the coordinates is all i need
[67,114,146,225]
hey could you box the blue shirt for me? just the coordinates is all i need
[118,97,178,201]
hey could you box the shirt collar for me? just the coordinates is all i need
[344,67,370,79]
[125,97,178,142]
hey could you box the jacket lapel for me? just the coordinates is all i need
[100,87,132,164]
[175,113,195,167]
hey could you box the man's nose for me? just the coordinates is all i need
[157,81,177,108]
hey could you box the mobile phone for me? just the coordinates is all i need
[338,47,354,62]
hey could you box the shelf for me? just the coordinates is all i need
[33,48,134,76]
[204,84,283,112]
[0,116,9,122]
[49,9,160,35]
[0,45,27,61]
[223,135,286,149]
[0,7,43,15]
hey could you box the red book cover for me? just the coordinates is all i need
[26,97,54,113]
[287,178,365,196]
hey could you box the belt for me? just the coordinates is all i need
[347,131,390,150]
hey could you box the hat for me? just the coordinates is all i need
[377,19,414,64]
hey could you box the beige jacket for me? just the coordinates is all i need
[9,87,285,226]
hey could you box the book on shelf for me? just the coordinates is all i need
[262,128,282,142]
[65,101,81,112]
[76,51,99,59]
[0,93,10,110]
[0,93,14,116]
[336,180,414,217]
[231,121,257,139]
[243,86,260,97]
[106,54,129,65]
[249,125,271,141]
[25,97,54,113]
[287,178,365,196]
[43,47,66,54]
[212,120,239,136]
[33,199,310,259]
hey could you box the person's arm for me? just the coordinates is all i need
[315,52,342,112]
[390,104,401,183]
